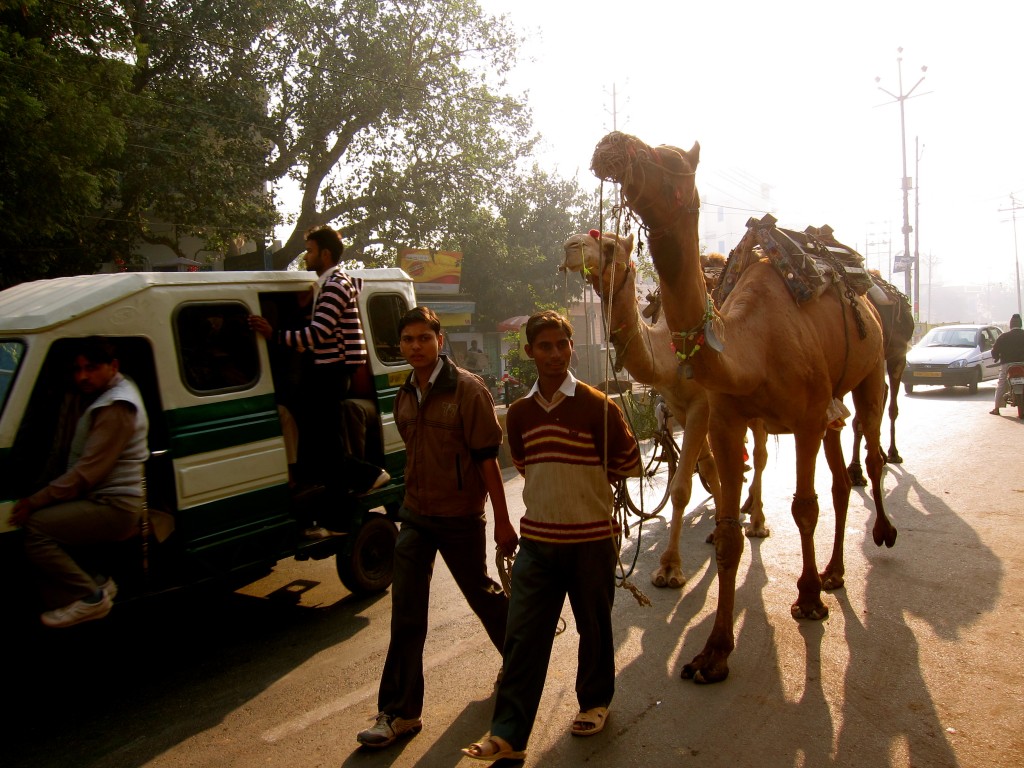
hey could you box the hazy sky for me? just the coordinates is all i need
[480,0,1024,292]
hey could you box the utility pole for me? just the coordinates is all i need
[876,48,927,309]
[913,137,923,320]
[999,193,1023,315]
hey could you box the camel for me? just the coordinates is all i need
[847,271,916,485]
[590,131,897,684]
[560,231,770,589]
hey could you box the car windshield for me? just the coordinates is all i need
[0,340,25,418]
[921,328,977,348]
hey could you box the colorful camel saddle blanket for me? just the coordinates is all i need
[715,214,872,306]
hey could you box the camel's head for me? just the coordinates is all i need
[561,230,635,297]
[590,131,701,221]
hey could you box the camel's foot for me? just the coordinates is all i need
[651,565,686,589]
[887,448,903,464]
[872,521,898,548]
[847,462,867,487]
[744,521,770,538]
[680,650,730,684]
[791,599,829,620]
[819,568,845,591]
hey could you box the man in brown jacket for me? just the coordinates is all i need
[356,306,517,749]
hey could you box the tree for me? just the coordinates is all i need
[458,165,596,329]
[264,0,534,268]
[0,1,129,284]
[1,0,541,288]
[0,0,281,286]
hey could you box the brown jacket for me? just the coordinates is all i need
[394,356,502,517]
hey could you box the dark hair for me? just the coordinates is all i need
[1011,313,1022,329]
[74,336,118,365]
[304,225,345,264]
[398,306,442,335]
[525,310,574,345]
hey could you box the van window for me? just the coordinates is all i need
[176,303,259,392]
[368,294,410,365]
[0,340,24,418]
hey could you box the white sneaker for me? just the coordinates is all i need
[41,593,113,628]
[356,712,422,748]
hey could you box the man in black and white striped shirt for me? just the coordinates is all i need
[250,226,387,502]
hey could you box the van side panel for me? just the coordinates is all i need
[165,395,291,545]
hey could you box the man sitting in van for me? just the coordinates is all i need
[10,337,148,628]
[249,225,388,501]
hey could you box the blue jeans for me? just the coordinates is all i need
[376,506,508,718]
[490,536,617,751]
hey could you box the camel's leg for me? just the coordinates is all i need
[699,440,723,545]
[790,432,828,620]
[741,420,769,538]
[852,371,898,548]
[652,408,714,589]
[820,427,852,590]
[652,458,692,589]
[681,415,745,684]
[886,359,905,463]
[846,414,867,487]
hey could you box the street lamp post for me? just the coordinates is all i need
[876,48,927,317]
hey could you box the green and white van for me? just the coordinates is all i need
[0,268,417,610]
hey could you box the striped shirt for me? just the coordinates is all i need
[506,375,640,544]
[277,267,368,366]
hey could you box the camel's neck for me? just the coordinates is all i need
[598,268,661,384]
[646,211,710,335]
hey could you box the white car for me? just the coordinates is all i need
[903,323,1003,394]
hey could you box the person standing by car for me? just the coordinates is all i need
[991,313,1024,415]
[249,225,387,497]
[355,306,518,750]
[9,337,148,628]
[461,310,640,762]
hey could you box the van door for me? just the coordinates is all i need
[169,301,292,560]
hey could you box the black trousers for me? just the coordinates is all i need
[298,363,381,494]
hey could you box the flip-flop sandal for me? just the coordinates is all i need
[461,736,526,762]
[571,706,609,737]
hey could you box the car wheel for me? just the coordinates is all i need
[968,368,981,394]
[904,381,914,395]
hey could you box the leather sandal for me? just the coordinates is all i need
[461,735,526,762]
[571,706,609,736]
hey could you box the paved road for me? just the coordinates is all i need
[4,384,1022,768]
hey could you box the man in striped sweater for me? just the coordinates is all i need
[249,225,387,499]
[462,310,640,762]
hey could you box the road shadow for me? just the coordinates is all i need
[1,577,386,768]
[833,463,1001,767]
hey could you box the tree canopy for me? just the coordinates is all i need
[0,0,598,327]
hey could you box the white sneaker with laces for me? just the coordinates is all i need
[40,593,113,628]
[356,712,422,748]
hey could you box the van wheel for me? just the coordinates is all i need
[336,514,397,596]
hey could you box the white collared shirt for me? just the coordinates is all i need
[415,357,446,404]
[527,371,578,411]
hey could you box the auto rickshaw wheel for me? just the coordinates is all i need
[336,513,397,596]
